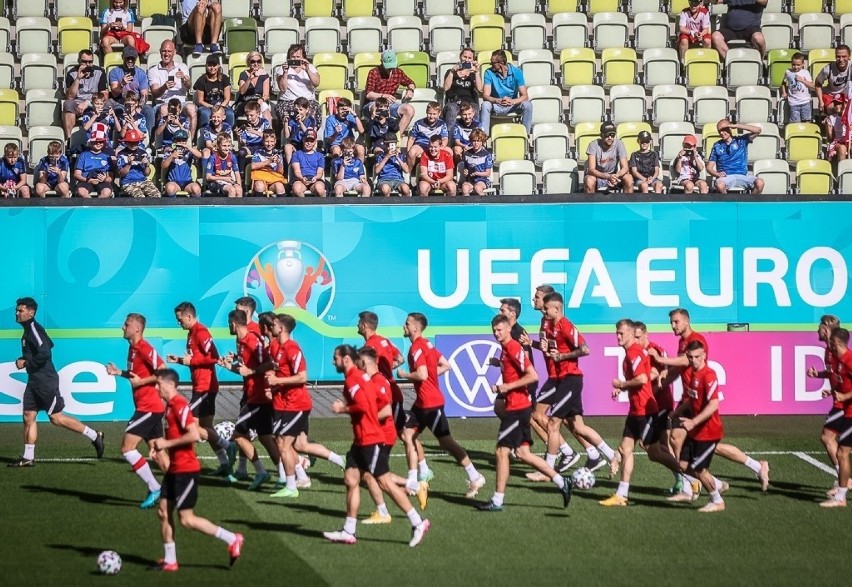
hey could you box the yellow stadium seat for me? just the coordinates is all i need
[354,52,381,93]
[491,122,529,164]
[838,0,852,13]
[601,47,637,88]
[617,121,652,156]
[313,53,349,91]
[303,0,335,17]
[574,121,602,164]
[318,89,355,120]
[808,48,833,81]
[470,14,506,53]
[0,88,19,126]
[702,122,723,158]
[684,48,721,89]
[466,0,498,15]
[228,52,251,90]
[796,159,833,194]
[342,0,376,19]
[784,123,822,163]
[545,0,581,17]
[767,48,797,89]
[397,51,430,89]
[588,0,620,14]
[790,0,825,16]
[560,47,596,88]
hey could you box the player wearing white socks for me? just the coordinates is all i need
[820,327,852,508]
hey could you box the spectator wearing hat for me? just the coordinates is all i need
[585,121,633,193]
[826,96,849,164]
[117,129,159,198]
[74,128,114,198]
[108,45,155,138]
[193,54,234,129]
[364,50,416,133]
[290,129,327,197]
[63,49,108,139]
[671,134,709,194]
[706,119,764,193]
[179,0,223,56]
[480,49,533,134]
[710,0,766,60]
[161,128,203,197]
[629,131,664,194]
[149,40,197,140]
[677,0,711,61]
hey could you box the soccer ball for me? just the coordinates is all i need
[214,421,235,441]
[571,467,596,490]
[97,550,122,575]
[298,454,312,470]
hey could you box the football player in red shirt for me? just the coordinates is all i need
[820,327,852,508]
[168,301,230,477]
[325,344,431,547]
[106,312,166,509]
[600,320,681,507]
[230,297,263,479]
[397,312,486,498]
[477,315,572,511]
[149,369,243,572]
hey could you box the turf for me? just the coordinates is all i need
[0,416,848,586]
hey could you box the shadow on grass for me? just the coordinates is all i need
[265,501,345,519]
[47,543,226,570]
[22,484,139,507]
[221,518,316,537]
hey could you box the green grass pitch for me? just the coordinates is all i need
[1,416,848,585]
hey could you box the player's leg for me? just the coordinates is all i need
[428,409,485,495]
[715,442,769,491]
[569,415,618,472]
[374,446,431,547]
[293,431,345,468]
[271,434,300,497]
[155,494,179,571]
[172,473,244,564]
[11,410,39,466]
[324,465,361,544]
[48,410,105,459]
[403,413,424,493]
[122,420,162,506]
[600,434,634,506]
[822,430,852,507]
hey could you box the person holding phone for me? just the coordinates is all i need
[99,0,137,54]
[442,47,482,148]
[275,44,321,135]
[237,51,272,123]
[148,40,197,140]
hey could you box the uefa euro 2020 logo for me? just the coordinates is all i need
[244,240,336,318]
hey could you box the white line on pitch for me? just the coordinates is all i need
[792,451,837,477]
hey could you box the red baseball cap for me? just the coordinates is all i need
[683,134,698,147]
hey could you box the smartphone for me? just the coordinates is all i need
[287,59,301,67]
[388,141,397,152]
[460,62,472,70]
[539,331,547,346]
[115,17,121,23]
[168,75,174,82]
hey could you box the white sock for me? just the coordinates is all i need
[464,464,480,482]
[710,490,723,504]
[418,459,430,476]
[407,470,419,491]
[237,455,247,476]
[837,487,849,501]
[278,460,286,479]
[124,450,160,491]
[585,446,601,460]
[328,452,345,468]
[215,526,237,545]
[343,516,357,535]
[215,449,229,466]
[616,481,630,498]
[23,443,35,460]
[682,474,695,497]
[545,453,557,468]
[491,492,505,507]
[405,508,423,527]
[377,503,390,517]
[597,442,616,461]
[81,426,98,441]
[744,457,762,474]
[295,463,308,481]
[164,542,177,565]
[551,474,565,488]
[252,459,266,474]
[559,443,575,457]
[286,475,297,490]
[714,476,724,491]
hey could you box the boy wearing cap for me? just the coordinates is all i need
[629,131,663,194]
[677,0,711,60]
[364,50,416,134]
[74,129,114,198]
[162,129,203,197]
[118,129,160,198]
[290,130,327,197]
[585,122,633,194]
[672,135,709,194]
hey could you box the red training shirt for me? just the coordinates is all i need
[825,346,843,410]
[541,315,586,379]
[623,342,658,417]
[408,337,445,409]
[186,321,219,393]
[677,330,708,389]
[500,338,533,412]
[835,349,852,417]
[128,338,165,413]
[238,331,268,404]
[647,339,674,411]
[365,334,404,403]
[343,366,385,447]
[164,393,201,474]
[271,338,311,412]
[684,364,724,441]
[370,371,398,447]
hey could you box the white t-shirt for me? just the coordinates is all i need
[276,65,319,102]
[827,113,844,140]
[679,8,710,36]
[784,68,813,106]
[147,62,191,104]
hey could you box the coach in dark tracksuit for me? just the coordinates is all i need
[8,296,104,467]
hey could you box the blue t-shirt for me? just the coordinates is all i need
[484,64,526,99]
[162,145,195,186]
[200,122,232,147]
[252,148,285,174]
[376,153,405,182]
[453,118,481,148]
[238,119,271,153]
[81,109,118,140]
[0,156,26,184]
[410,118,449,148]
[331,156,365,181]
[463,147,494,179]
[287,116,318,146]
[117,147,150,184]
[292,149,326,179]
[108,66,149,102]
[75,150,112,180]
[117,110,149,149]
[323,113,359,147]
[159,115,191,148]
[205,151,239,184]
[709,134,752,176]
[35,155,71,186]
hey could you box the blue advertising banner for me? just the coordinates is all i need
[0,202,849,421]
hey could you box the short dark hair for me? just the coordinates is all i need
[535,284,555,294]
[685,340,705,352]
[235,296,257,311]
[820,315,841,328]
[669,308,690,320]
[837,44,851,54]
[173,301,196,316]
[16,297,38,312]
[258,311,276,331]
[156,368,180,386]
[335,343,358,362]
[358,310,378,330]
[228,309,248,326]
[634,321,647,332]
[276,313,296,333]
[491,314,510,328]
[499,298,521,317]
[490,49,507,65]
[429,134,443,144]
[831,327,850,345]
[358,345,378,362]
[408,312,428,330]
[791,52,805,62]
[542,292,563,305]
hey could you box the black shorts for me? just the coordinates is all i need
[189,391,217,419]
[235,403,273,437]
[392,402,406,434]
[838,417,852,448]
[824,406,846,434]
[345,443,390,477]
[540,375,583,419]
[125,411,164,441]
[405,406,451,438]
[22,382,65,414]
[719,25,761,44]
[207,182,233,196]
[272,410,310,438]
[161,472,200,510]
[622,414,662,446]
[681,438,719,472]
[497,408,533,449]
[179,22,214,45]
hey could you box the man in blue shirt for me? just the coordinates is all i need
[707,119,765,194]
[480,50,533,134]
[290,130,327,197]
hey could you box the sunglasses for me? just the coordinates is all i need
[604,133,616,138]
[249,59,261,64]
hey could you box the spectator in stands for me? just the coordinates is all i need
[117,129,160,198]
[418,135,457,197]
[364,50,416,134]
[149,40,197,140]
[815,45,851,118]
[180,0,223,55]
[109,45,155,138]
[706,119,764,194]
[584,121,633,194]
[99,0,137,55]
[443,48,482,147]
[781,52,814,124]
[460,128,493,196]
[332,137,371,198]
[290,130,327,198]
[826,97,849,164]
[671,134,709,194]
[237,51,273,123]
[480,50,533,135]
[367,96,399,159]
[74,128,114,199]
[34,140,71,198]
[275,44,321,135]
[199,105,231,171]
[710,0,766,59]
[374,134,410,197]
[250,129,287,198]
[0,143,30,199]
[407,101,449,169]
[677,0,711,61]
[63,49,108,139]
[284,97,318,164]
[156,98,192,149]
[194,54,234,129]
[81,95,120,142]
[116,91,149,152]
[452,102,481,164]
[204,132,242,197]
[161,129,203,197]
[629,131,664,194]
[236,101,272,170]
[323,97,365,161]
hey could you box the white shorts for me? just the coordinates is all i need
[335,178,363,191]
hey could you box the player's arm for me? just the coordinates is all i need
[392,351,405,369]
[398,364,428,382]
[682,397,719,431]
[649,350,689,368]
[436,355,450,376]
[22,325,52,370]
[154,418,200,452]
[187,336,219,366]
[807,365,831,379]
[266,368,307,386]
[551,342,590,362]
[494,362,538,395]
[613,371,648,391]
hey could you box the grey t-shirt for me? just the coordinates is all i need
[587,139,628,174]
[724,0,764,32]
[65,67,108,101]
